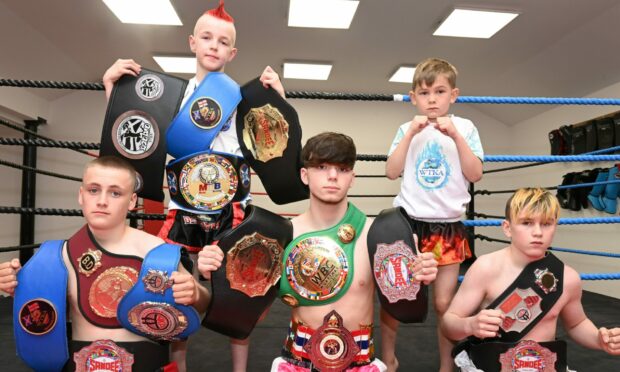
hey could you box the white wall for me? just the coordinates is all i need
[501,82,620,298]
[0,89,103,264]
[0,81,617,299]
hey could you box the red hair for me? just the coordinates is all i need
[206,0,234,23]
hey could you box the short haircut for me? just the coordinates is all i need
[302,132,356,169]
[85,156,138,192]
[412,57,458,90]
[505,187,560,222]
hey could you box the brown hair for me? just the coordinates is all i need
[413,58,458,90]
[302,132,356,169]
[505,187,560,222]
[84,156,138,192]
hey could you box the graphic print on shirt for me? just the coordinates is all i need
[415,140,451,190]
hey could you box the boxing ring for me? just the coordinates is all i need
[0,78,619,371]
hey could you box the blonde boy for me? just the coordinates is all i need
[442,188,620,371]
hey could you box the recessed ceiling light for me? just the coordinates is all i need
[288,0,359,29]
[389,66,416,84]
[153,56,195,73]
[434,8,518,38]
[103,0,182,26]
[283,63,332,80]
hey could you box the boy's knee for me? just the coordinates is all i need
[433,297,452,316]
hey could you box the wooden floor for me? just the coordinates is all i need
[1,290,619,371]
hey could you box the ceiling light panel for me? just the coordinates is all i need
[103,0,182,26]
[288,0,359,29]
[283,63,332,80]
[153,56,195,73]
[389,67,416,83]
[434,9,518,38]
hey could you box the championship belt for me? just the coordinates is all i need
[488,253,563,342]
[117,244,201,341]
[202,205,293,339]
[67,225,142,328]
[14,240,69,371]
[166,72,241,159]
[303,310,361,372]
[452,253,565,364]
[165,150,251,214]
[73,340,134,372]
[236,77,308,204]
[466,339,566,372]
[279,203,366,308]
[367,207,428,323]
[100,68,187,201]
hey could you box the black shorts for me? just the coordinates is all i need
[157,202,246,254]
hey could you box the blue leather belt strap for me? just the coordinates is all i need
[166,72,242,159]
[117,244,201,341]
[14,240,69,371]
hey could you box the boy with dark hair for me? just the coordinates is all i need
[199,132,439,371]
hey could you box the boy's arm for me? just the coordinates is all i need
[452,131,483,182]
[385,116,428,179]
[259,65,285,98]
[414,252,439,284]
[441,258,503,340]
[560,267,620,354]
[102,59,141,101]
[0,258,21,296]
[171,267,210,314]
[435,117,483,183]
[197,244,225,280]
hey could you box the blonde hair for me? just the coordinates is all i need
[505,187,560,222]
[84,156,137,192]
[412,58,458,90]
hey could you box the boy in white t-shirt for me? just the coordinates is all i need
[382,58,484,372]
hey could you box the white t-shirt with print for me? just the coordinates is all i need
[388,115,484,221]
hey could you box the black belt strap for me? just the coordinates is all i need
[487,253,564,342]
[367,207,429,323]
[100,69,187,201]
[202,205,293,339]
[236,77,308,205]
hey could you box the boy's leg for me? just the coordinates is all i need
[171,340,188,372]
[231,337,250,372]
[433,263,460,372]
[380,308,400,372]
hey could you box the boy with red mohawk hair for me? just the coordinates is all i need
[207,0,234,23]
[103,1,285,371]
